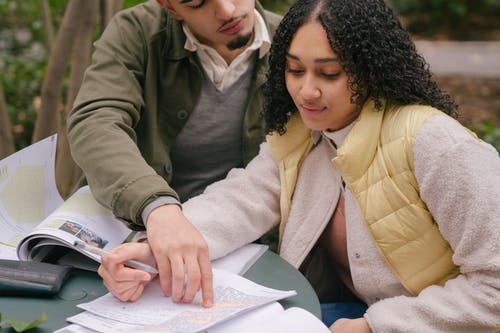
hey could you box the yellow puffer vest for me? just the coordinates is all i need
[268,99,459,295]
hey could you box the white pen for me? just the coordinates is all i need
[73,240,158,274]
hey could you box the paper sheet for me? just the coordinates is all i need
[73,269,296,332]
[67,301,329,333]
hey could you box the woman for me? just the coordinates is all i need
[99,0,500,331]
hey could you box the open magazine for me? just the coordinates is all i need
[0,135,135,270]
[17,185,133,271]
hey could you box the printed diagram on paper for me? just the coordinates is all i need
[147,286,273,332]
[74,269,296,333]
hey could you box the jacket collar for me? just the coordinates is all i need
[334,99,386,184]
[267,112,312,161]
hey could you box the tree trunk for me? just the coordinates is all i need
[41,0,55,54]
[32,0,85,143]
[100,0,123,32]
[67,1,98,106]
[0,83,15,159]
[56,0,99,198]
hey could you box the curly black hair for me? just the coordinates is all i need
[264,0,458,134]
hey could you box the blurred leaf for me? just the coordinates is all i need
[0,311,48,332]
[389,0,500,39]
[123,0,146,8]
[473,121,500,152]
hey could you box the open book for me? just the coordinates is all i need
[0,135,268,273]
[54,269,329,333]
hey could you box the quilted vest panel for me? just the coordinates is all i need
[333,100,459,295]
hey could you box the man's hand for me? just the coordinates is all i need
[98,242,156,302]
[146,204,214,307]
[330,318,372,333]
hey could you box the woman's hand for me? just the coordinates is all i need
[329,318,372,333]
[98,242,156,302]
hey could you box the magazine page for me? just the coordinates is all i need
[17,186,132,267]
[0,135,62,260]
[72,268,297,333]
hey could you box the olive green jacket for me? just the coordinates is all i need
[68,0,281,230]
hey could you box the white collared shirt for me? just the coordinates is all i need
[182,10,271,91]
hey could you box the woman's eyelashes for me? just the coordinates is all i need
[285,66,341,80]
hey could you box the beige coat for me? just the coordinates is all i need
[182,112,500,332]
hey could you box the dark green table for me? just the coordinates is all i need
[0,251,320,332]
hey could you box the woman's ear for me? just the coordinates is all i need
[156,0,183,20]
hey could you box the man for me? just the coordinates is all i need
[68,0,281,307]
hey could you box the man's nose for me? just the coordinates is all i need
[214,0,236,20]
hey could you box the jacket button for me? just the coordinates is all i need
[177,109,188,120]
[355,253,361,259]
[164,164,172,173]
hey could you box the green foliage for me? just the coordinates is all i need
[388,0,500,38]
[0,0,71,149]
[123,0,146,8]
[473,121,500,152]
[1,1,46,149]
[0,311,48,332]
[0,0,66,44]
[389,0,500,18]
[1,53,44,150]
[260,0,292,14]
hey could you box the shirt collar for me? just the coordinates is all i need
[182,9,271,59]
[309,121,356,148]
[321,122,356,149]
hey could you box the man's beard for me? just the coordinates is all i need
[226,33,252,51]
